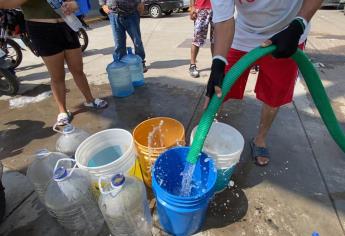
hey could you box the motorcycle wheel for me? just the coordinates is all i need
[78,29,89,52]
[1,39,22,69]
[0,68,19,95]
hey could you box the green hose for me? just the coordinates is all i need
[187,45,345,164]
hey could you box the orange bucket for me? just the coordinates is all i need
[133,117,185,187]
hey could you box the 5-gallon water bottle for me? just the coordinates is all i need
[121,47,144,87]
[26,149,71,203]
[54,124,90,157]
[45,159,105,236]
[47,0,83,32]
[98,174,152,236]
[106,58,134,97]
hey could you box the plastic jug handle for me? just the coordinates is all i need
[53,123,64,134]
[53,158,77,182]
[98,175,123,195]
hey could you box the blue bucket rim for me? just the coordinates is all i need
[151,146,217,202]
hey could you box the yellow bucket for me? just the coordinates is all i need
[133,117,185,187]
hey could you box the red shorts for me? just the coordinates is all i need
[224,44,304,107]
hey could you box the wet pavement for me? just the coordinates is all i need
[0,10,345,236]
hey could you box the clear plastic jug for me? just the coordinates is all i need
[45,159,105,236]
[98,174,152,236]
[54,124,90,157]
[26,149,71,203]
[121,47,144,87]
[47,0,83,32]
[106,59,134,97]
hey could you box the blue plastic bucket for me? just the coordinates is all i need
[152,147,217,236]
[215,165,236,193]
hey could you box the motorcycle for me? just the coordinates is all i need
[0,47,19,95]
[0,9,89,69]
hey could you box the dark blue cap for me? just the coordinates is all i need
[111,174,125,187]
[54,167,68,180]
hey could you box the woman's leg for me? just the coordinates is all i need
[64,48,94,103]
[41,52,67,113]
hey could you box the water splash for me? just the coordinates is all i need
[147,120,165,159]
[179,162,196,197]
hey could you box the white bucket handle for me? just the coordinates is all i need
[98,174,123,195]
[53,158,77,182]
[53,123,64,134]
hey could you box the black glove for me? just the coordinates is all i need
[270,18,305,58]
[206,58,226,98]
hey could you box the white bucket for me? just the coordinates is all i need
[190,122,244,169]
[75,129,136,180]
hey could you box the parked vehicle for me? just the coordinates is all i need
[143,0,183,18]
[0,9,22,69]
[340,0,345,13]
[321,0,341,7]
[0,48,19,95]
[181,0,190,12]
[0,9,89,69]
[173,0,189,13]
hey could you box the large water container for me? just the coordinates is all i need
[106,59,134,97]
[26,149,70,203]
[121,47,144,87]
[98,174,152,236]
[45,159,105,236]
[54,124,90,157]
[152,147,217,236]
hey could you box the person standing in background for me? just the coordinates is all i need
[99,0,148,72]
[0,0,108,126]
[189,0,214,78]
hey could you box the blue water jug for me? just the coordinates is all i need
[121,47,144,87]
[106,58,134,97]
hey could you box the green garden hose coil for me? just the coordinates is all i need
[187,45,345,164]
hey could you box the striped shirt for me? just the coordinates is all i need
[99,0,141,14]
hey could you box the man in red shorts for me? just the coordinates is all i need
[205,0,323,166]
[189,0,214,78]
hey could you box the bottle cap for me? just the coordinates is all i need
[111,174,125,187]
[53,167,68,180]
[35,149,50,159]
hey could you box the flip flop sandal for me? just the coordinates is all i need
[56,111,73,126]
[84,98,108,109]
[250,138,270,167]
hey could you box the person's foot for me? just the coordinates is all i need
[56,111,73,126]
[252,138,270,166]
[143,62,148,73]
[84,98,108,109]
[189,64,200,78]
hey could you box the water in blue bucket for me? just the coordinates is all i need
[152,147,217,236]
[87,146,122,167]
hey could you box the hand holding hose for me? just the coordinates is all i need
[204,58,226,109]
[262,18,306,58]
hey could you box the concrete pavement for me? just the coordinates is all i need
[0,10,345,236]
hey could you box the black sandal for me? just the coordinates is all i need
[250,138,270,167]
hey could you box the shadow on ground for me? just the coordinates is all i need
[0,120,55,159]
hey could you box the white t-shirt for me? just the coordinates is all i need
[211,0,310,52]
